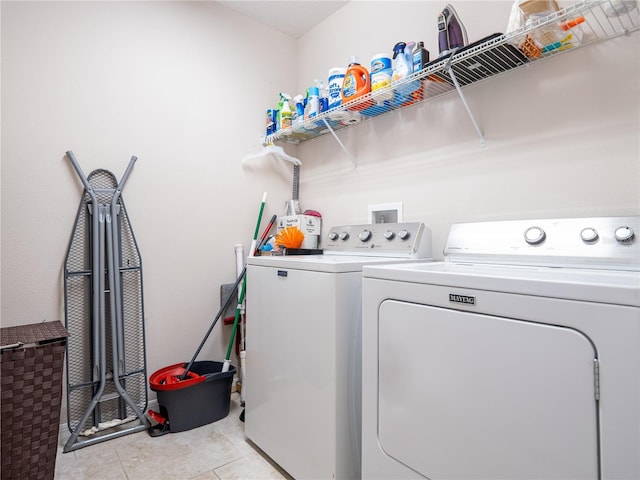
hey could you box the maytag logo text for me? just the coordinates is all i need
[449,294,475,305]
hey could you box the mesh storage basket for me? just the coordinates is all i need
[1,321,68,480]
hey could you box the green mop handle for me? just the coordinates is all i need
[224,276,246,365]
[222,192,267,372]
[249,192,267,258]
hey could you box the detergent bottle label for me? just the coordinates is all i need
[327,68,346,110]
[266,109,276,135]
[371,57,391,74]
[343,73,356,98]
[281,114,292,129]
[370,55,392,92]
[328,82,341,108]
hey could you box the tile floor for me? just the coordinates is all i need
[55,393,292,480]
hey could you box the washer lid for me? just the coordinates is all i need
[363,261,640,306]
[248,254,432,273]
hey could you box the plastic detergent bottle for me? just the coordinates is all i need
[327,67,346,110]
[305,86,320,121]
[341,56,371,111]
[275,97,283,132]
[279,93,292,131]
[293,95,305,128]
[412,41,430,73]
[392,42,414,82]
[315,79,328,114]
[266,109,277,136]
[409,41,430,105]
[370,53,393,103]
[392,42,419,97]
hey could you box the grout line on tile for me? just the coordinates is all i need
[114,441,130,480]
[244,439,294,480]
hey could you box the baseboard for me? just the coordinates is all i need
[59,399,159,449]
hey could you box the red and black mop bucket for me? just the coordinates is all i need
[148,361,236,436]
[147,268,246,436]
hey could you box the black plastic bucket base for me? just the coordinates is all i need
[150,361,236,433]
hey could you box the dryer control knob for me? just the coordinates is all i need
[339,231,350,241]
[524,226,546,245]
[398,229,410,240]
[359,229,372,242]
[328,231,338,241]
[384,230,395,240]
[614,226,635,242]
[580,227,599,243]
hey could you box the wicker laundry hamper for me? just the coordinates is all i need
[1,321,68,480]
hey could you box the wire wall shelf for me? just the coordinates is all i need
[263,0,639,150]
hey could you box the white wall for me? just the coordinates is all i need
[1,1,297,422]
[295,1,640,256]
[1,0,639,426]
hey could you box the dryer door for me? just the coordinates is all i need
[377,300,599,480]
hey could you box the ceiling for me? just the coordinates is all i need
[217,1,349,38]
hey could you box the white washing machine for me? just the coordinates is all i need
[245,222,432,480]
[362,216,640,480]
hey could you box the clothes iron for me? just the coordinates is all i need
[438,4,468,57]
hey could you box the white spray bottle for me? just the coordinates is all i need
[392,41,419,96]
[293,94,305,129]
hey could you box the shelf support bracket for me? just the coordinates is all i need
[321,117,358,169]
[446,57,486,147]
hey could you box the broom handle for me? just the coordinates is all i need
[180,266,246,380]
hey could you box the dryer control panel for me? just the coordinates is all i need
[325,222,432,258]
[444,216,640,270]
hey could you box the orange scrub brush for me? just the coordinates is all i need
[275,226,305,249]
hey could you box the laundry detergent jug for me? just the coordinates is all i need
[341,56,372,111]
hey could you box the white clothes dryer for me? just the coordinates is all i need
[245,222,432,480]
[362,216,640,480]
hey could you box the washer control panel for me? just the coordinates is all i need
[324,222,432,258]
[445,216,640,270]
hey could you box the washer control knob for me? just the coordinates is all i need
[524,226,546,245]
[614,226,635,243]
[384,230,395,240]
[358,229,372,242]
[339,231,350,241]
[328,231,338,241]
[580,227,599,243]
[398,229,410,240]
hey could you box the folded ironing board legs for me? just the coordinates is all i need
[63,151,149,452]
